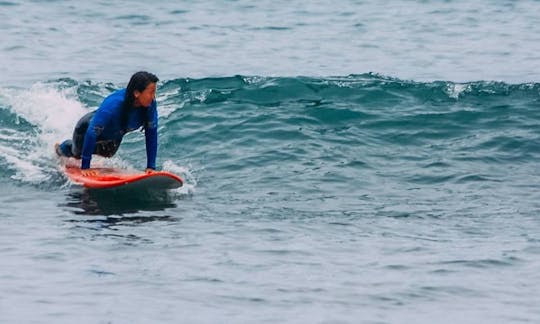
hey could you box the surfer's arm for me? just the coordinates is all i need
[145,127,157,170]
[80,111,110,169]
[144,101,158,170]
[81,129,96,169]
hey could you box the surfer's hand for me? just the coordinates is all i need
[145,168,157,174]
[81,169,97,176]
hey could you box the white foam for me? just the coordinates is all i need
[0,83,87,183]
[0,145,44,182]
[445,83,469,99]
[162,159,197,195]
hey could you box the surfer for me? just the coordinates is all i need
[56,71,159,176]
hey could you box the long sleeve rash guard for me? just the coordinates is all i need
[81,88,158,170]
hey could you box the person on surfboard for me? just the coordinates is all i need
[56,71,159,176]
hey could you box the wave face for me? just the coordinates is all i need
[2,74,540,210]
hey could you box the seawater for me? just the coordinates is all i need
[1,1,540,324]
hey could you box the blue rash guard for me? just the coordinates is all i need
[81,88,158,170]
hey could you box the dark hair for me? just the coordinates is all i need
[122,71,159,129]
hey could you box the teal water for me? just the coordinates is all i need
[1,1,540,323]
[2,0,540,84]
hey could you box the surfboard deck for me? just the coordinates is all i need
[58,157,183,190]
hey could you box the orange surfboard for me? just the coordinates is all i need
[59,158,183,190]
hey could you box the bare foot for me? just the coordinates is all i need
[54,143,62,156]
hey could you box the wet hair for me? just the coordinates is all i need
[122,71,159,129]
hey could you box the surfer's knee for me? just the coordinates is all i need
[95,140,120,157]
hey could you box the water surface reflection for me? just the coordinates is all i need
[61,188,178,216]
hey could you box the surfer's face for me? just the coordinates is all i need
[134,82,156,107]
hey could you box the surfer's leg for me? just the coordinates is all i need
[71,111,96,158]
[95,140,121,158]
[71,132,84,158]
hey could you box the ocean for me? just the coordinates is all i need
[1,1,540,323]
